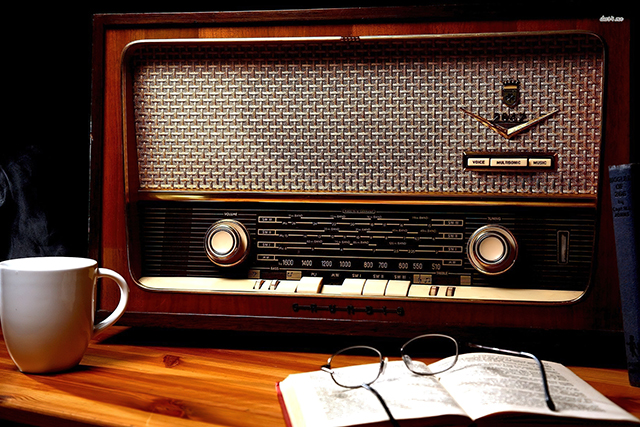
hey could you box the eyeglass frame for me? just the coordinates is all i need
[321,333,556,427]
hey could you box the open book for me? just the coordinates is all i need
[277,353,640,427]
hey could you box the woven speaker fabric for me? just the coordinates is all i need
[129,33,603,196]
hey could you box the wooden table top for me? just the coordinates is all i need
[1,326,638,427]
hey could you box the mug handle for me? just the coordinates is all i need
[93,268,130,335]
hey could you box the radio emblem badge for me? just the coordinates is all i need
[460,108,558,139]
[460,80,558,139]
[502,80,520,107]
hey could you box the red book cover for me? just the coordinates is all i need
[276,382,294,427]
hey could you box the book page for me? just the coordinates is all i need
[279,360,470,427]
[430,353,640,423]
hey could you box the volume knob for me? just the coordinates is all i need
[205,219,251,267]
[467,225,518,275]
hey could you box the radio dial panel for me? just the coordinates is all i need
[134,201,595,302]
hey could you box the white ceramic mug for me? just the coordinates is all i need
[0,256,129,374]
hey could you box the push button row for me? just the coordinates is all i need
[250,275,470,298]
[252,276,469,298]
[465,154,554,169]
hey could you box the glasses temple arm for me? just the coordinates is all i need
[468,343,556,411]
[361,384,401,427]
[524,352,557,412]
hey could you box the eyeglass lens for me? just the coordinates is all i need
[401,334,459,375]
[328,346,384,388]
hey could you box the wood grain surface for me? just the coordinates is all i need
[1,326,638,426]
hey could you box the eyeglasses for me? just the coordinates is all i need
[321,334,555,427]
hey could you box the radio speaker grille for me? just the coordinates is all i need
[128,33,603,196]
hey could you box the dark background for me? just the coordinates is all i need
[1,1,634,261]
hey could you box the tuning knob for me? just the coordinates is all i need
[467,225,518,275]
[205,219,251,267]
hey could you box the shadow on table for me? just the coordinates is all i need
[98,326,629,369]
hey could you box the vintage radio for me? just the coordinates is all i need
[91,7,631,339]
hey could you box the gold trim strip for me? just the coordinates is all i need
[135,190,597,208]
